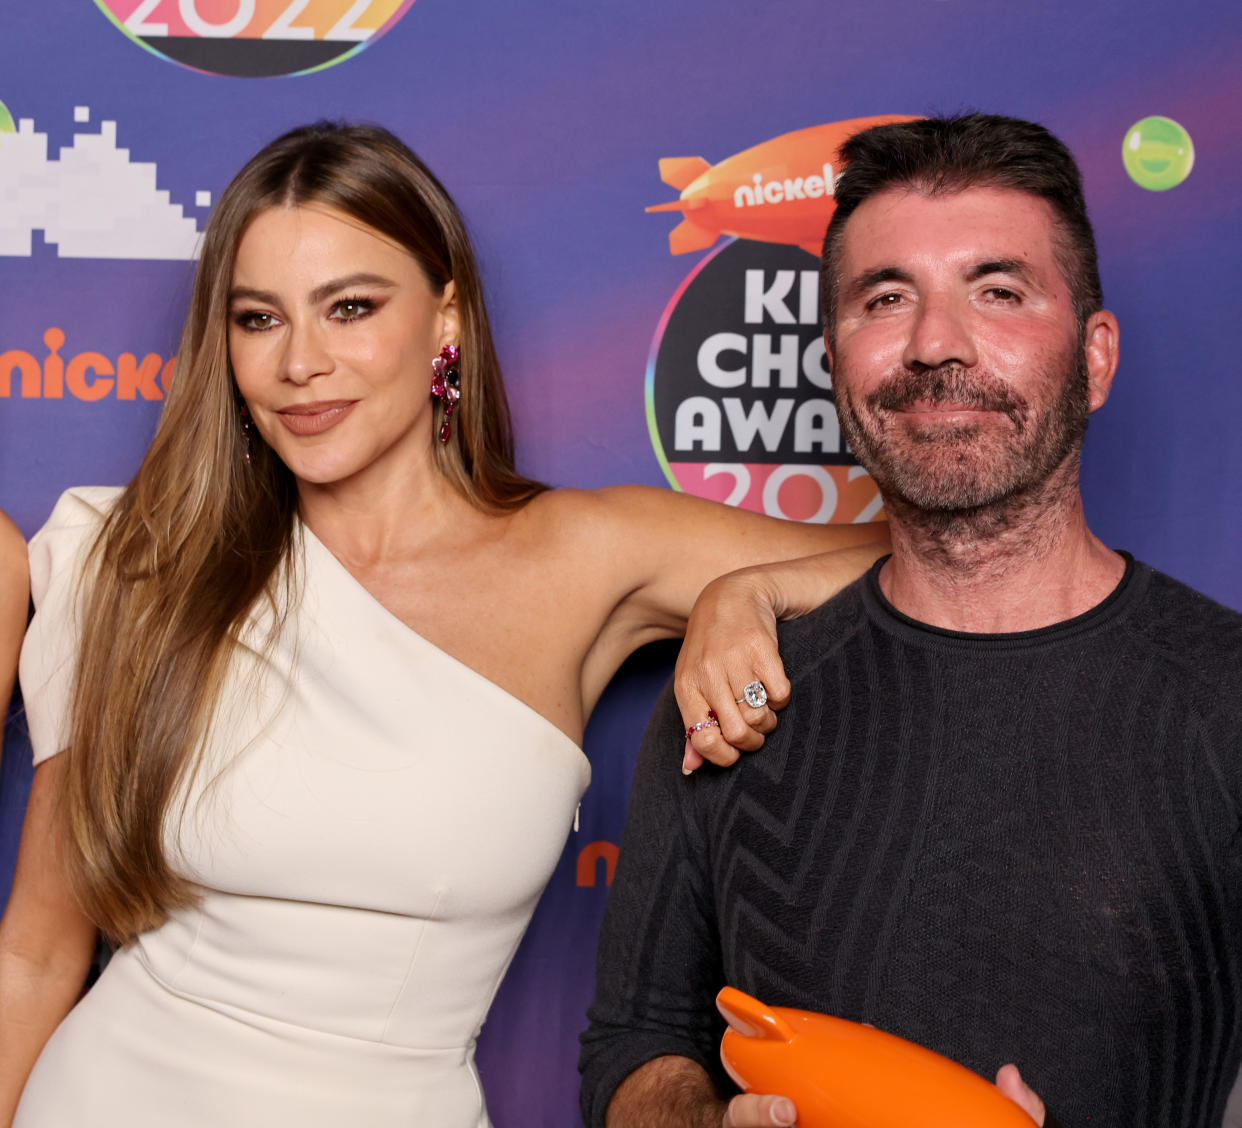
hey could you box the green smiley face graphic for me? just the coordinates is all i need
[1123,116,1195,191]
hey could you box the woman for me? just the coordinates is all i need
[0,511,27,761]
[0,123,884,1127]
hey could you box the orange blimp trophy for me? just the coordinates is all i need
[717,987,1037,1128]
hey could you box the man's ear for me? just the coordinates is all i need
[1083,310,1119,413]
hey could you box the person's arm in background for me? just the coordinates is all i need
[0,511,28,753]
[0,757,98,1127]
[0,493,103,1126]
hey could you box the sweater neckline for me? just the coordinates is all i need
[861,551,1143,651]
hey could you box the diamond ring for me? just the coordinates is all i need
[736,680,768,709]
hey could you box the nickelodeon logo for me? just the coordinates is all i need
[1,329,173,401]
[732,166,836,210]
[647,115,917,256]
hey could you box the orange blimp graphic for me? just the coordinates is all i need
[717,987,1037,1128]
[648,116,918,256]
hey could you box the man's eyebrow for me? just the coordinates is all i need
[228,273,398,306]
[844,266,914,301]
[966,258,1034,284]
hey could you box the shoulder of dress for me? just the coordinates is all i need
[26,486,123,605]
[34,486,124,537]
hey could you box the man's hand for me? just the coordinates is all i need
[723,1093,798,1126]
[995,1064,1046,1125]
[722,1065,1047,1128]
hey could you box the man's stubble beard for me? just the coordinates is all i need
[836,347,1090,542]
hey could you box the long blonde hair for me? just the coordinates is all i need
[63,122,544,942]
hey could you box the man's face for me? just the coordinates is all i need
[828,186,1100,513]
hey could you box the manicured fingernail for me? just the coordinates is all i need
[772,1098,797,1126]
[682,767,694,776]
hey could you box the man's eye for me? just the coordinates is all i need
[985,287,1019,302]
[867,292,902,310]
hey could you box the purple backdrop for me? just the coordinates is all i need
[2,1,1240,1123]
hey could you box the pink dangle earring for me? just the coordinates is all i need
[430,344,461,443]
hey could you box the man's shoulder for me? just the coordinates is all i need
[774,573,872,677]
[1126,561,1242,697]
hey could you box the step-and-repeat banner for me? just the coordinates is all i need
[2,1,1240,1123]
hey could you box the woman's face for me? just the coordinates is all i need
[228,203,457,491]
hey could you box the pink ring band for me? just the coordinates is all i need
[685,710,720,740]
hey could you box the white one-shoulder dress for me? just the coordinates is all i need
[15,487,590,1127]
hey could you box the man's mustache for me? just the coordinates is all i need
[866,365,1027,425]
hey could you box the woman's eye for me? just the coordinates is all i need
[234,311,276,331]
[333,298,375,321]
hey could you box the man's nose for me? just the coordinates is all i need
[901,296,979,371]
[281,322,334,385]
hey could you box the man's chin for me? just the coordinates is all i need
[864,452,1022,513]
[883,479,1014,514]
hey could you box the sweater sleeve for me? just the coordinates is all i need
[19,487,120,765]
[578,680,730,1128]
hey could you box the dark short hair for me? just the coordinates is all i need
[820,114,1103,344]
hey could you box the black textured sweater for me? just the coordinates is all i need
[581,557,1242,1127]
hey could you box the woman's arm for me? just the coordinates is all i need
[0,511,28,744]
[0,757,98,1127]
[675,543,886,769]
[574,486,888,752]
[590,487,883,640]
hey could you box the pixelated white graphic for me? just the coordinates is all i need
[0,114,203,260]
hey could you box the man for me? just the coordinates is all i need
[580,115,1242,1128]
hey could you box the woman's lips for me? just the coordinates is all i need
[275,400,357,436]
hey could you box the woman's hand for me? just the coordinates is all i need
[674,539,887,772]
[675,570,791,771]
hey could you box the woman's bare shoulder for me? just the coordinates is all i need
[0,509,29,614]
[520,483,701,526]
[509,484,690,550]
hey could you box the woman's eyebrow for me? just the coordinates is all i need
[228,273,398,306]
[306,272,397,304]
